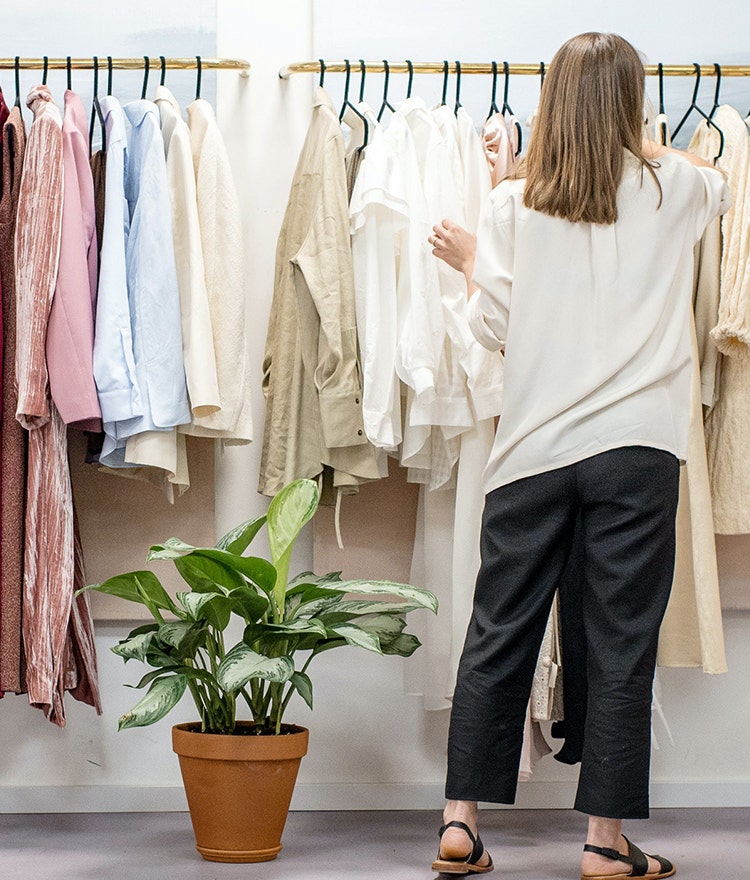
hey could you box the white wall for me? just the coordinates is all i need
[0,0,749,814]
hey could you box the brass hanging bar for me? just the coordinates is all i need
[280,61,750,78]
[0,56,250,73]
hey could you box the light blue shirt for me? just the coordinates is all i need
[98,99,191,468]
[93,95,142,427]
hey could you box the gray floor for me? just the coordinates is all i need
[0,808,748,880]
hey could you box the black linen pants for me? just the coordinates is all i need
[446,446,680,819]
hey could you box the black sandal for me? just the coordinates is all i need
[582,834,675,879]
[432,820,494,875]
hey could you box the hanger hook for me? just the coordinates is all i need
[405,59,414,98]
[540,60,545,88]
[14,55,21,107]
[107,55,113,95]
[454,60,462,113]
[318,58,326,88]
[440,60,449,106]
[340,59,352,122]
[491,60,498,108]
[357,58,366,103]
[160,55,166,86]
[710,63,722,118]
[690,62,702,106]
[195,55,202,100]
[66,56,72,91]
[502,60,513,112]
[42,55,49,85]
[657,62,665,113]
[378,59,394,122]
[141,56,150,99]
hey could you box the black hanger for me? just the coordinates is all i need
[66,56,72,91]
[440,60,449,106]
[195,56,202,100]
[141,56,150,100]
[89,56,107,155]
[454,60,462,114]
[539,61,545,88]
[671,63,724,160]
[160,55,167,86]
[358,59,366,103]
[405,59,414,99]
[377,59,395,122]
[502,61,522,155]
[339,60,369,148]
[14,56,21,108]
[657,62,668,145]
[42,56,49,86]
[318,58,326,88]
[107,56,113,95]
[487,61,500,119]
[708,63,722,120]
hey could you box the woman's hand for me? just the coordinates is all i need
[429,219,479,297]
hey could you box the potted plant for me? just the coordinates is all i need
[80,478,437,863]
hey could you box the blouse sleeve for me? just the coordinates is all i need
[693,165,731,243]
[467,186,516,352]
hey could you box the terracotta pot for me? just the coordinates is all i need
[172,721,309,863]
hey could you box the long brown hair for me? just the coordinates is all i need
[515,32,661,224]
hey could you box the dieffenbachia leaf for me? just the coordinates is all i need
[118,675,188,730]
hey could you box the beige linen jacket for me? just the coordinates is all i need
[259,88,380,497]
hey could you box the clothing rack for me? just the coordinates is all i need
[280,61,750,77]
[0,57,250,74]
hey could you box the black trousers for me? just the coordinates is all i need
[446,446,680,819]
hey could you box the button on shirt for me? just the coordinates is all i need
[468,152,730,494]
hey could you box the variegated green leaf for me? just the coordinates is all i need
[111,631,157,662]
[267,480,319,566]
[158,621,198,650]
[353,615,407,636]
[379,632,421,657]
[216,514,268,554]
[290,672,313,710]
[80,571,179,615]
[217,645,295,693]
[327,623,383,654]
[326,600,426,616]
[147,537,196,559]
[118,675,188,730]
[267,480,319,617]
[325,580,438,614]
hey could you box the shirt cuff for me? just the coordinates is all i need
[467,294,505,352]
[319,390,369,448]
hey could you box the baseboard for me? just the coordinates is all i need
[0,781,749,813]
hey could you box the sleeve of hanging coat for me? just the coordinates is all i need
[467,182,517,353]
[46,90,103,433]
[292,129,368,450]
[93,96,143,424]
[14,88,64,429]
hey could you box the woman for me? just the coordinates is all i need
[429,33,728,879]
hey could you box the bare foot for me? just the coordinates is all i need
[438,801,492,869]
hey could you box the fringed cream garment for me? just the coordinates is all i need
[14,85,75,726]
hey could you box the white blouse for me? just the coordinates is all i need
[468,151,730,494]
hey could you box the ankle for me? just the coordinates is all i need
[586,817,623,850]
[443,799,479,827]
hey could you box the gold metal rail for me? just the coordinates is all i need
[0,57,250,73]
[280,61,750,78]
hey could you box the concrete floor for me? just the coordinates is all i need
[0,808,747,880]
